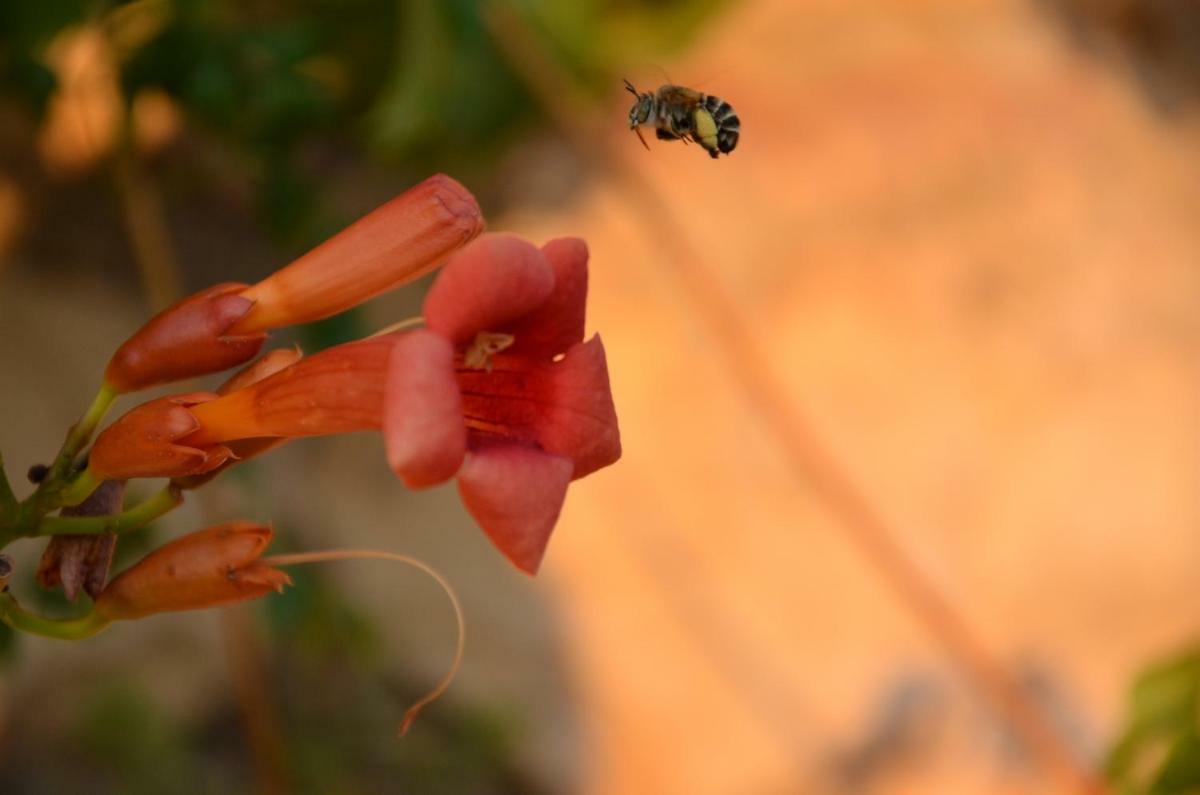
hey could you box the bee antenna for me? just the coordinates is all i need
[623,78,639,97]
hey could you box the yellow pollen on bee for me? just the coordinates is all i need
[692,108,719,150]
[463,331,515,371]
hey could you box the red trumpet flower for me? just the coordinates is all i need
[385,234,621,574]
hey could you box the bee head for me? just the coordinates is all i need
[624,79,653,127]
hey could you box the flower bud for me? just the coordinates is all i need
[230,174,485,334]
[104,283,266,393]
[95,522,290,621]
[216,346,303,395]
[89,392,233,480]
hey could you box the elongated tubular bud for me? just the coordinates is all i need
[230,175,485,334]
[104,283,265,393]
[95,522,290,621]
[89,392,233,480]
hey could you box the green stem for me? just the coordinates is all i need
[0,592,111,640]
[16,384,118,524]
[36,486,181,537]
[55,384,118,481]
[59,469,101,508]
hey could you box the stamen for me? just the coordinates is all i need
[462,331,515,371]
[260,549,465,738]
[369,316,426,338]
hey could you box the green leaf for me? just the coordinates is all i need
[1152,730,1200,794]
[1130,649,1200,737]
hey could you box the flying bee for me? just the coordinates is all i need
[624,79,740,159]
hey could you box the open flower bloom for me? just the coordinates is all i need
[94,522,290,621]
[385,234,621,574]
[104,175,483,393]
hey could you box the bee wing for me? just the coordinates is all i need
[656,85,704,107]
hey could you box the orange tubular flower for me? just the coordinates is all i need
[84,339,393,484]
[230,175,484,334]
[102,175,484,393]
[94,522,290,621]
[183,336,394,446]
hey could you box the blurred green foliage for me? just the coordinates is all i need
[0,0,728,247]
[75,682,197,795]
[1108,646,1200,795]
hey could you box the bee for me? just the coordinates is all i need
[624,79,740,159]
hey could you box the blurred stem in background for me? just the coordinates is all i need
[113,132,183,311]
[482,3,1104,793]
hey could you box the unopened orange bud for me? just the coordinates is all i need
[104,283,266,393]
[89,392,233,480]
[230,175,485,334]
[216,346,303,395]
[95,522,290,621]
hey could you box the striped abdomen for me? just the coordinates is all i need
[701,95,740,157]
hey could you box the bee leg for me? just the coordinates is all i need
[655,128,680,141]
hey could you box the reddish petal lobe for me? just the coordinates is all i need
[457,446,572,575]
[424,234,554,345]
[385,330,467,488]
[508,237,589,358]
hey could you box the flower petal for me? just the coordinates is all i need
[384,330,467,488]
[455,335,620,479]
[538,335,622,479]
[508,237,589,358]
[423,234,554,345]
[457,446,572,575]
